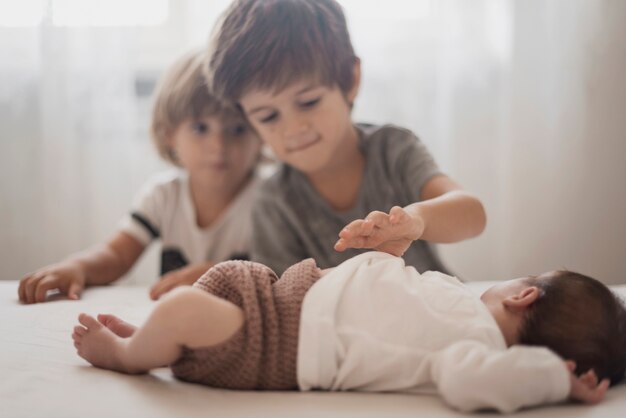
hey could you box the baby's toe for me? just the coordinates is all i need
[78,313,101,330]
[73,325,87,336]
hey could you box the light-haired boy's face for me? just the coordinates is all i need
[169,114,260,190]
[239,79,357,174]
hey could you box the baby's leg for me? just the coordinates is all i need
[72,286,244,374]
[97,314,137,338]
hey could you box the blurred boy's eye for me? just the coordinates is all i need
[300,97,321,108]
[259,112,278,124]
[228,123,248,137]
[192,122,209,134]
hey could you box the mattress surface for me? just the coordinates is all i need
[2,281,626,418]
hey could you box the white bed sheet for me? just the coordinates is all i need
[2,280,626,418]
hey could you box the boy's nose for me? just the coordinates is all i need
[206,134,227,154]
[283,118,311,140]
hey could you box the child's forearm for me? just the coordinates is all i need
[69,247,131,286]
[72,234,144,286]
[406,191,486,243]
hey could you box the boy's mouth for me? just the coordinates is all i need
[286,135,321,152]
[207,160,229,170]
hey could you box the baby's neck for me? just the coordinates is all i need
[481,300,520,347]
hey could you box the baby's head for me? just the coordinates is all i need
[482,271,626,385]
[151,50,261,186]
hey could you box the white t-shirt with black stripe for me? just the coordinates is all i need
[119,170,259,275]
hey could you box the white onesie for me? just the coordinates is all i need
[297,252,570,413]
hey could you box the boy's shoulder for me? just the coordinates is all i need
[135,170,186,200]
[357,123,420,146]
[357,123,431,167]
[257,164,299,202]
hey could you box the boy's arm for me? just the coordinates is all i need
[431,341,606,413]
[18,231,145,303]
[335,175,486,256]
[408,175,486,243]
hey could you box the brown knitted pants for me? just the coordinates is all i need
[170,259,321,390]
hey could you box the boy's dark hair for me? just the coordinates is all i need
[207,0,357,102]
[519,270,626,385]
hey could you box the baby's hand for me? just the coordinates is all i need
[18,261,86,304]
[566,361,610,405]
[334,206,425,257]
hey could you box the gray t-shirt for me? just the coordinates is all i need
[251,123,449,275]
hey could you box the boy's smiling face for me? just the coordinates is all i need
[239,70,360,175]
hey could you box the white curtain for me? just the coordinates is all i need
[2,0,625,284]
[0,0,231,283]
[346,0,626,283]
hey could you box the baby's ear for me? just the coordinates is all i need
[503,286,540,311]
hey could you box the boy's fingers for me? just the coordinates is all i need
[365,211,389,228]
[334,238,347,252]
[18,276,31,303]
[149,283,161,300]
[389,206,406,224]
[339,220,366,238]
[24,275,44,304]
[154,282,176,299]
[151,277,177,300]
[150,275,174,299]
[38,275,66,302]
[68,281,83,300]
[34,276,58,303]
[361,220,376,236]
[565,360,576,372]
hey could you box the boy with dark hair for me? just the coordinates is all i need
[207,0,487,275]
[72,252,626,413]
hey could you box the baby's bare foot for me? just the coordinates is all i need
[72,313,132,373]
[97,313,137,338]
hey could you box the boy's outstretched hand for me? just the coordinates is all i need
[566,361,610,405]
[18,261,86,304]
[334,206,425,256]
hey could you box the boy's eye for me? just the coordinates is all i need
[192,122,209,134]
[259,112,278,124]
[228,123,248,137]
[300,97,321,108]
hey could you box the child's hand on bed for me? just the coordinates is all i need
[334,206,425,257]
[566,361,610,405]
[18,261,86,304]
[149,262,214,300]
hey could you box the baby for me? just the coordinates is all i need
[72,252,626,413]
